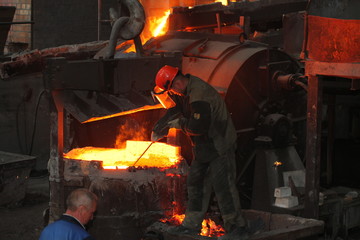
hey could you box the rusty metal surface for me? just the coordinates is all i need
[305,61,360,79]
[0,41,109,79]
[306,15,360,63]
[48,92,66,221]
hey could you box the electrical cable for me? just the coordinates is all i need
[16,100,25,153]
[28,90,46,155]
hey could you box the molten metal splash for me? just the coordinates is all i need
[160,214,225,237]
[150,10,171,38]
[64,140,182,169]
[123,10,170,53]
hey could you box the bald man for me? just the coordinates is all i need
[39,188,98,240]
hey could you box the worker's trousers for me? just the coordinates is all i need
[181,144,246,232]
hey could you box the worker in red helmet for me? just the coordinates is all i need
[151,65,249,240]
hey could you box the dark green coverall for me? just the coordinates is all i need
[153,75,246,232]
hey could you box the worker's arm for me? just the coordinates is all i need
[169,101,211,136]
[151,107,181,141]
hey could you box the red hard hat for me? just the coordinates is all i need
[155,65,179,91]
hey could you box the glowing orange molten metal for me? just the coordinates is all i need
[64,140,182,169]
[215,0,228,5]
[160,214,225,237]
[122,9,171,53]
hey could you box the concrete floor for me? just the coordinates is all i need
[0,175,49,240]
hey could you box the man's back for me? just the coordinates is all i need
[186,75,237,154]
[39,215,94,240]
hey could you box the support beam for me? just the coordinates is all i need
[304,75,322,219]
[48,91,65,222]
[326,94,335,186]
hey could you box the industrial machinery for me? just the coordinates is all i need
[43,1,316,239]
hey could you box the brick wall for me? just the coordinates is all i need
[0,0,31,53]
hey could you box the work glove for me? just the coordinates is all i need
[167,118,182,129]
[151,118,184,141]
[151,131,166,142]
[151,120,171,142]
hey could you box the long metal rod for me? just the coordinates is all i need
[98,0,102,41]
[326,94,335,186]
[0,21,34,25]
[132,141,155,166]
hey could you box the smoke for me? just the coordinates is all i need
[114,119,148,149]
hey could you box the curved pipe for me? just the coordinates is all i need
[294,80,308,92]
[119,0,145,40]
[105,0,145,58]
[105,17,129,59]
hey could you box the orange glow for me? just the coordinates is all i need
[273,161,283,167]
[160,214,225,237]
[122,10,171,53]
[151,10,171,37]
[215,0,228,5]
[160,214,185,226]
[113,119,148,149]
[64,140,182,169]
[166,173,181,177]
[201,218,225,237]
[82,104,163,123]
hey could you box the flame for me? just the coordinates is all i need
[201,218,225,237]
[160,214,185,226]
[119,0,230,53]
[151,10,171,38]
[64,140,182,169]
[160,214,225,237]
[122,10,171,53]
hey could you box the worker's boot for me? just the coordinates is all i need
[218,226,249,240]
